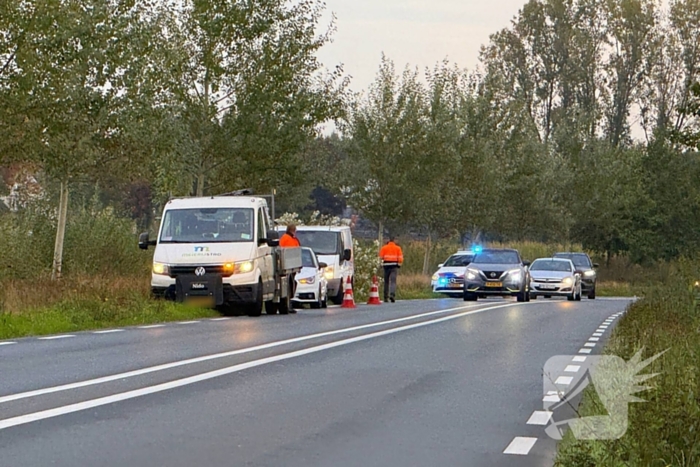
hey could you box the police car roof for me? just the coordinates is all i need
[164,196,265,209]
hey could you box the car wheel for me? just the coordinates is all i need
[330,279,344,305]
[463,291,478,301]
[588,287,596,300]
[311,286,323,309]
[567,291,575,301]
[517,291,527,302]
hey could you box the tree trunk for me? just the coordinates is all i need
[422,232,432,275]
[51,181,69,281]
[196,173,205,197]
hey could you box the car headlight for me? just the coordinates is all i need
[583,270,596,277]
[234,261,254,274]
[299,276,315,284]
[152,262,170,275]
[432,274,439,281]
[507,269,522,281]
[324,266,334,280]
[466,269,479,280]
[562,277,574,286]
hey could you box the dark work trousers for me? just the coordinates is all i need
[383,265,399,300]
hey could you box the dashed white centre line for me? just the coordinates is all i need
[572,356,587,363]
[555,376,574,385]
[0,342,16,346]
[579,348,592,354]
[564,365,581,373]
[593,333,603,337]
[600,325,609,329]
[138,324,165,329]
[37,335,75,340]
[584,342,596,347]
[589,337,600,342]
[503,437,538,455]
[543,392,561,402]
[92,330,124,334]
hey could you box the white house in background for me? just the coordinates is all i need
[1,174,43,212]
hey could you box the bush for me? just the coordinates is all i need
[555,260,700,466]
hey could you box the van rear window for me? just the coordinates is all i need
[295,231,339,255]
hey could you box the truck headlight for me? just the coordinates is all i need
[152,262,170,275]
[324,266,334,280]
[234,261,254,274]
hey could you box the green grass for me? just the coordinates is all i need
[554,271,700,466]
[597,281,641,297]
[0,275,219,340]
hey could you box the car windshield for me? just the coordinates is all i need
[443,254,474,267]
[295,231,339,256]
[472,250,520,264]
[159,208,254,243]
[530,260,572,272]
[301,249,317,268]
[554,253,592,268]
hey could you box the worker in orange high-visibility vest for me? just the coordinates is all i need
[379,236,403,302]
[280,224,301,247]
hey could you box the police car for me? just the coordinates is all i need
[431,249,477,297]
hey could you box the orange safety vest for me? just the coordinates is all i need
[379,241,404,266]
[280,233,301,248]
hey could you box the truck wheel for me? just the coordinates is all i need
[265,301,278,315]
[247,281,263,317]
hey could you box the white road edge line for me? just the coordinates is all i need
[564,365,581,373]
[0,342,17,346]
[589,337,600,342]
[527,411,553,426]
[555,376,574,385]
[584,342,596,347]
[92,330,124,335]
[503,437,537,455]
[593,333,603,337]
[37,335,75,340]
[0,301,538,430]
[177,321,200,325]
[572,356,587,363]
[138,325,166,329]
[579,348,592,354]
[210,318,231,321]
[0,302,528,405]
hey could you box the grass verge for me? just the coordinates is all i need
[0,275,219,340]
[554,269,700,466]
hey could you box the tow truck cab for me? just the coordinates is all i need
[139,195,300,315]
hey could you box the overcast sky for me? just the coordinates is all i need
[316,0,528,93]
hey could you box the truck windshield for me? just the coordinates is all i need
[295,231,339,256]
[159,208,254,243]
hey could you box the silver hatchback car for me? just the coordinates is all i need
[529,258,582,301]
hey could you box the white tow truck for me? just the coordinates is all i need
[138,190,302,317]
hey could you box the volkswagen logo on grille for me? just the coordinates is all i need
[490,272,497,278]
[195,267,206,277]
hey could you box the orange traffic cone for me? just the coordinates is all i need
[341,280,356,308]
[367,276,381,305]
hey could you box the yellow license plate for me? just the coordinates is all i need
[485,282,503,288]
[185,296,215,307]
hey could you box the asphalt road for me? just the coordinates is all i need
[0,296,633,467]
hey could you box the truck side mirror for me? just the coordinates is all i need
[318,262,328,269]
[139,232,156,250]
[343,249,352,261]
[266,229,280,247]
